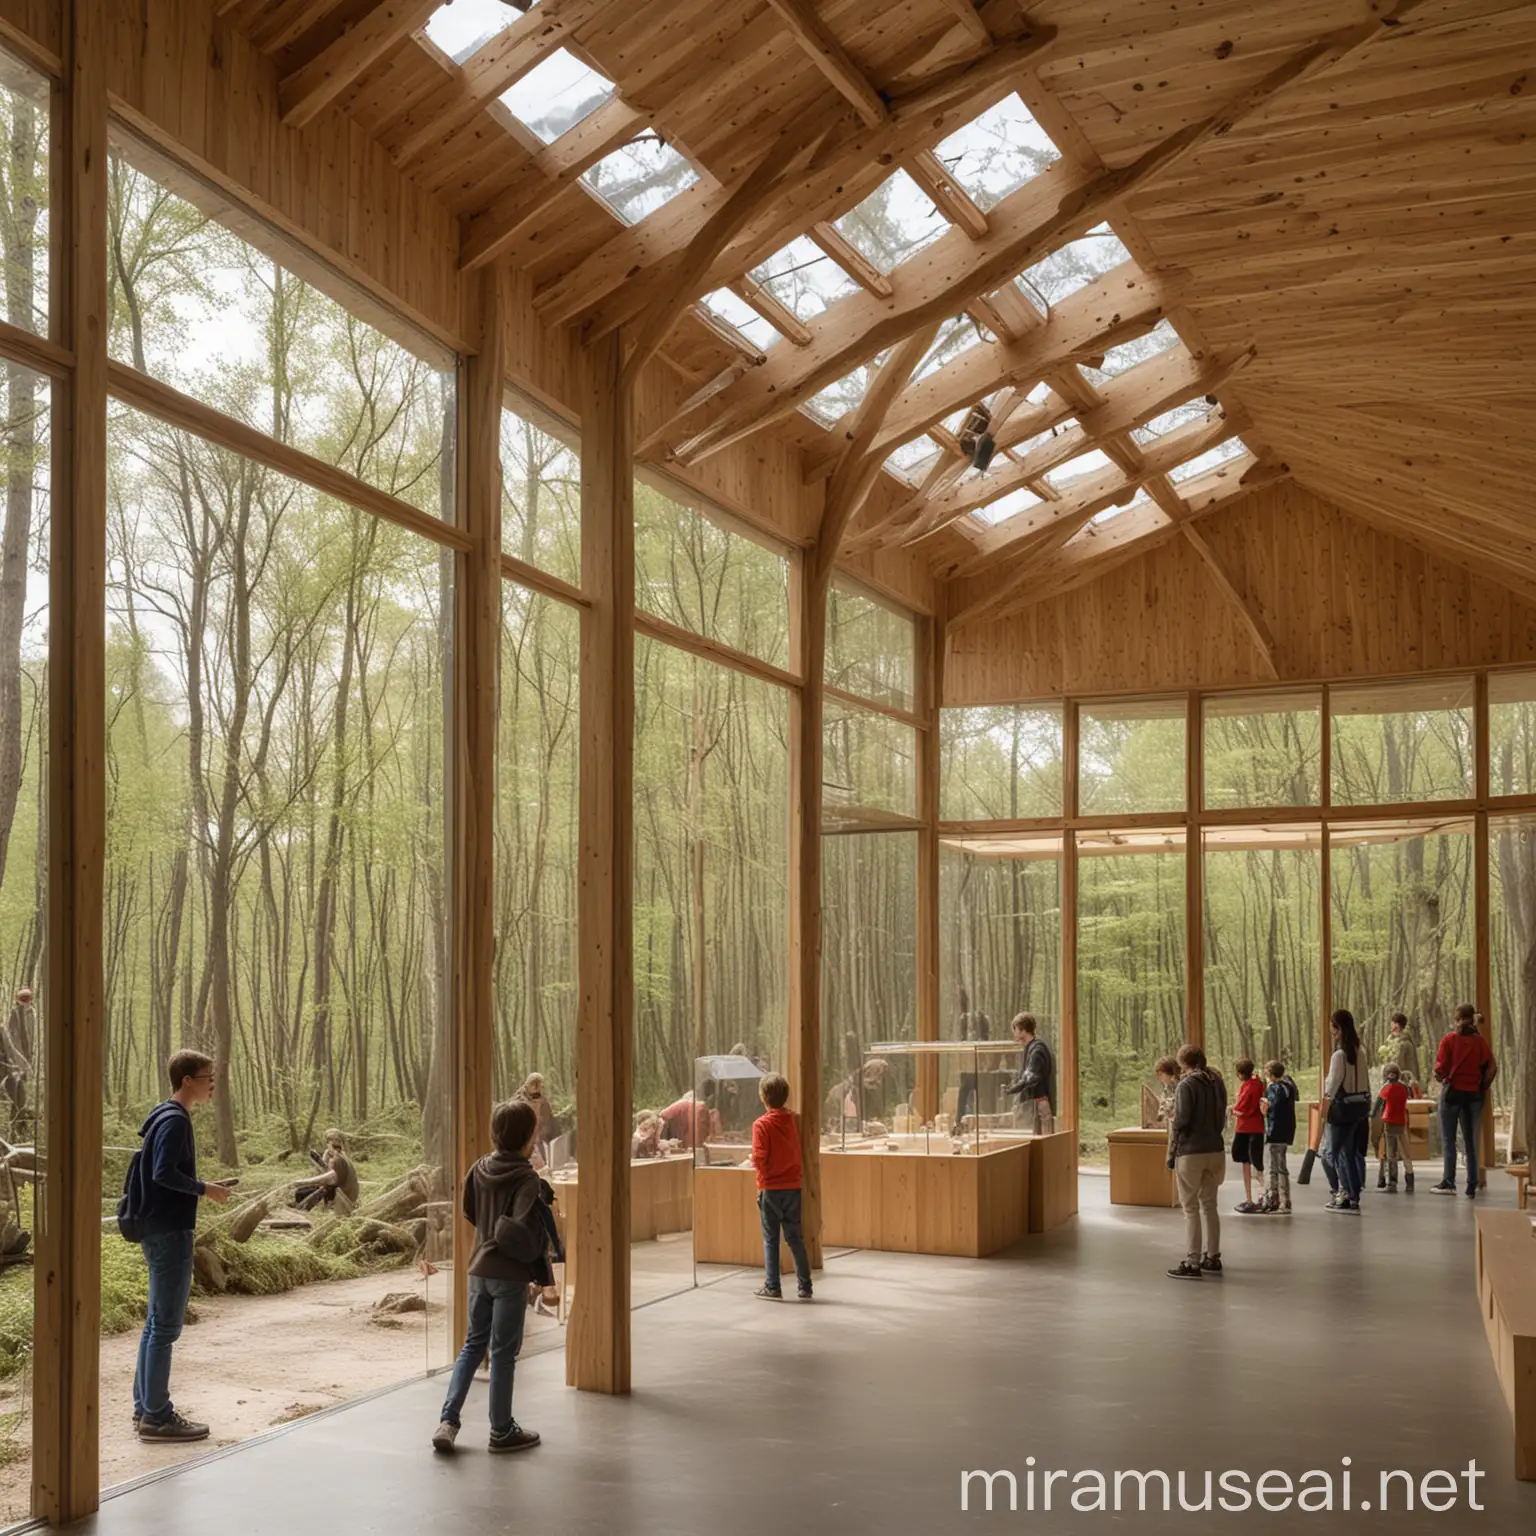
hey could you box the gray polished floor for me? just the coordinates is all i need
[74,1175,1536,1535]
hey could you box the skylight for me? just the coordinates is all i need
[1047,448,1115,490]
[583,136,698,225]
[752,236,859,321]
[502,47,612,144]
[1080,318,1181,384]
[1132,400,1209,446]
[425,0,527,63]
[1090,488,1152,526]
[1170,437,1247,483]
[805,352,892,425]
[885,435,943,484]
[834,170,948,274]
[1017,224,1132,310]
[936,93,1059,211]
[974,486,1042,525]
[914,315,980,383]
[699,289,778,352]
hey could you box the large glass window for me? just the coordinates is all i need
[1203,690,1322,810]
[1490,813,1536,1168]
[820,832,917,1132]
[939,834,1062,1052]
[0,53,48,340]
[0,359,47,1525]
[107,137,455,521]
[634,477,790,669]
[1203,827,1322,1104]
[501,401,580,585]
[1078,697,1186,816]
[939,704,1063,821]
[1329,677,1473,806]
[1489,670,1536,798]
[823,698,916,826]
[102,402,455,1488]
[1076,829,1187,1161]
[1329,819,1474,1073]
[825,578,915,712]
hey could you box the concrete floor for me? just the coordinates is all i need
[72,1175,1536,1536]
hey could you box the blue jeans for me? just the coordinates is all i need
[758,1189,812,1293]
[134,1228,196,1424]
[1321,1120,1366,1202]
[439,1275,527,1437]
[1439,1090,1484,1192]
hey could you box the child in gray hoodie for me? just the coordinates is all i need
[432,1098,562,1454]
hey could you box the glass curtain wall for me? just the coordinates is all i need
[1490,813,1536,1166]
[97,137,458,1492]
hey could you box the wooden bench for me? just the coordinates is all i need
[1474,1210,1536,1480]
[1508,1164,1529,1210]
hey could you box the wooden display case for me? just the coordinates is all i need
[1107,1128,1178,1207]
[553,1153,694,1285]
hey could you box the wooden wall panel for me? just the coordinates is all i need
[946,483,1536,703]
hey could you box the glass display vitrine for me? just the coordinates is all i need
[822,1041,1034,1156]
[692,1052,773,1169]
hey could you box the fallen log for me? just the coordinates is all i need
[199,1190,273,1245]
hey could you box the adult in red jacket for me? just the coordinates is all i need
[1431,1003,1497,1198]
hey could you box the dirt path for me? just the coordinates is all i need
[0,1265,565,1521]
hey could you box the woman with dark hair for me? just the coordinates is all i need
[1322,1009,1372,1212]
[1431,1003,1497,1197]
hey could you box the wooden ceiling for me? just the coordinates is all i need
[219,0,1536,617]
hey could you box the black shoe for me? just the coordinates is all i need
[797,1286,814,1301]
[1199,1254,1223,1275]
[137,1411,209,1443]
[1431,1181,1456,1194]
[487,1423,540,1454]
[1387,1182,1398,1192]
[1167,1261,1203,1280]
[1234,1201,1260,1214]
[1405,1172,1415,1193]
[1377,1169,1387,1189]
[1465,1187,1477,1199]
[754,1285,783,1301]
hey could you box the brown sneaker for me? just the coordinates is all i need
[488,1423,540,1453]
[137,1410,210,1443]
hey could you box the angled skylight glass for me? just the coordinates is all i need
[1017,223,1132,310]
[805,351,892,425]
[834,170,947,274]
[1080,318,1181,385]
[699,289,778,352]
[936,93,1059,211]
[1090,488,1152,526]
[974,485,1042,525]
[425,0,527,63]
[752,236,859,321]
[1132,400,1210,446]
[914,314,980,383]
[583,135,698,224]
[885,435,944,484]
[1046,447,1116,490]
[1170,436,1247,483]
[503,47,612,144]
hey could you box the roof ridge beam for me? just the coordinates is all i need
[279,0,441,129]
[765,0,887,128]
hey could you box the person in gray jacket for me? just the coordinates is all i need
[432,1099,561,1455]
[1002,1013,1055,1135]
[1167,1044,1228,1280]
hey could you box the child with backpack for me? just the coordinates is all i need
[432,1098,562,1454]
[1261,1060,1299,1213]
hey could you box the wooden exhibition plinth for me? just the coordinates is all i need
[553,1154,693,1283]
[1306,1098,1433,1160]
[1107,1128,1177,1207]
[1474,1209,1536,1479]
[692,1164,799,1271]
[1028,1130,1079,1231]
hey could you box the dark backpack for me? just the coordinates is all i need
[116,1147,146,1243]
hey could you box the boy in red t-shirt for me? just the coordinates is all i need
[750,1073,813,1301]
[1374,1063,1414,1193]
[1230,1058,1267,1214]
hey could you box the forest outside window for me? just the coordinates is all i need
[634,478,790,670]
[501,398,580,586]
[1489,669,1536,797]
[1077,696,1186,817]
[1203,689,1322,810]
[824,578,915,713]
[1329,676,1473,807]
[1489,813,1536,1167]
[823,698,917,827]
[0,48,49,340]
[106,132,456,522]
[939,703,1063,822]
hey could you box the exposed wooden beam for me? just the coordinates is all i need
[1182,521,1281,680]
[890,344,1254,545]
[620,119,833,385]
[658,11,1428,465]
[393,0,613,169]
[764,0,886,128]
[279,0,440,129]
[906,149,988,238]
[728,278,813,346]
[936,0,992,47]
[809,221,893,298]
[460,98,648,272]
[533,22,1057,330]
